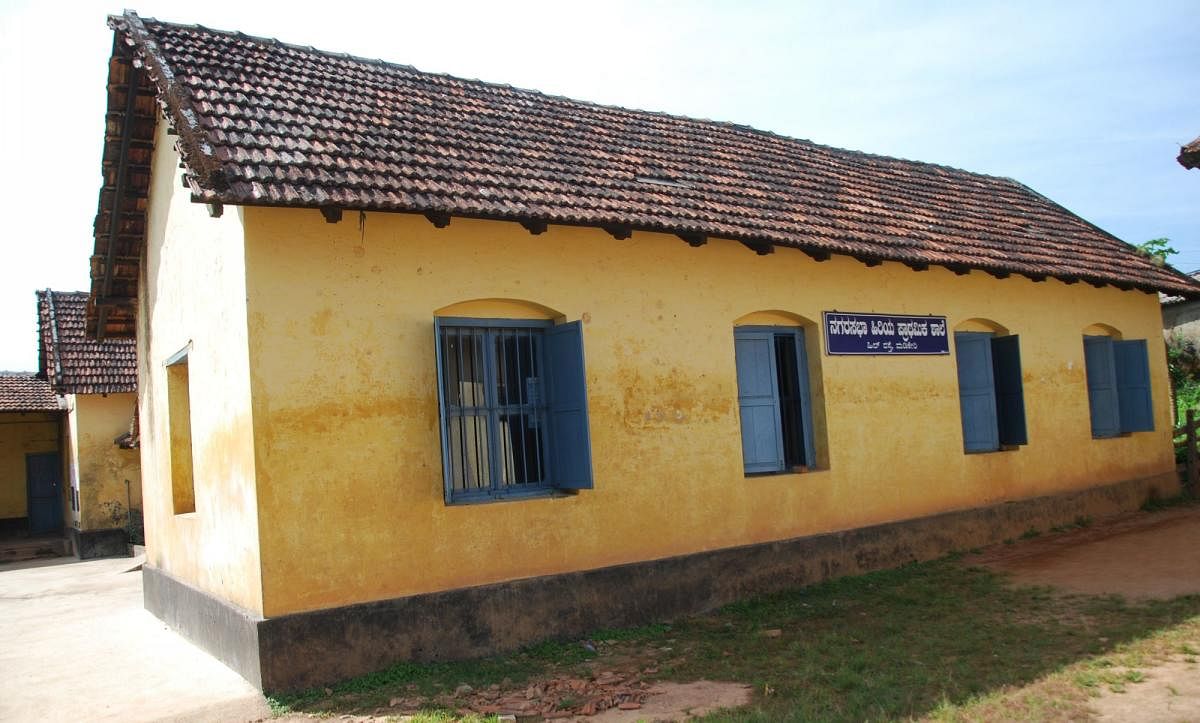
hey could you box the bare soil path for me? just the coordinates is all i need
[967,504,1200,722]
[966,505,1200,600]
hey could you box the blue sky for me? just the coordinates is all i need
[0,0,1195,370]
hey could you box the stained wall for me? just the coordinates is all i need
[64,393,141,531]
[239,209,1176,617]
[138,117,264,612]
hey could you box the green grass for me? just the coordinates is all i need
[269,559,1200,722]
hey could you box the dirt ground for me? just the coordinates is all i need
[967,505,1200,722]
[966,505,1200,600]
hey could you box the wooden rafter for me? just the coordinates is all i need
[96,62,143,340]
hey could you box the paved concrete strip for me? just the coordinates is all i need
[0,555,270,723]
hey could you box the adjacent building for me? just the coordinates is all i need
[0,374,64,542]
[37,290,140,558]
[89,12,1200,691]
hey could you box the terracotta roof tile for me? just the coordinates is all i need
[1180,136,1200,170]
[0,374,61,413]
[37,290,136,394]
[89,12,1200,338]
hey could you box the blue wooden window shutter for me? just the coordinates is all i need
[954,332,999,452]
[792,330,818,468]
[990,335,1028,445]
[546,321,594,489]
[1114,339,1153,433]
[734,329,785,473]
[433,317,454,504]
[1084,335,1120,438]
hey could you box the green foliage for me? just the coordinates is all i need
[1136,237,1178,265]
[1168,333,1200,465]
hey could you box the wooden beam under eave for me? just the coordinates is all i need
[1061,277,1079,285]
[520,219,548,235]
[604,225,633,240]
[946,264,970,276]
[740,240,773,256]
[207,203,223,218]
[1025,273,1046,283]
[94,296,138,308]
[425,211,451,229]
[905,261,930,272]
[858,257,883,268]
[320,206,343,224]
[802,248,831,262]
[677,232,706,247]
[97,64,144,341]
[986,270,1011,280]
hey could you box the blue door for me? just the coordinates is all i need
[26,453,62,533]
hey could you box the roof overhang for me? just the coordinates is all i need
[1180,137,1200,170]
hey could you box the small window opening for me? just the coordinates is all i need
[166,350,195,515]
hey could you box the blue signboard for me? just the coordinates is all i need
[823,311,949,356]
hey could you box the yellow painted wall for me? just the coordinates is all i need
[139,116,264,613]
[0,412,60,519]
[65,393,141,531]
[240,209,1176,617]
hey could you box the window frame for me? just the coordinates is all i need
[953,331,1028,454]
[164,344,196,515]
[435,317,554,504]
[434,316,594,504]
[732,325,818,476]
[1083,335,1154,439]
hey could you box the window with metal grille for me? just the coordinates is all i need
[435,317,594,503]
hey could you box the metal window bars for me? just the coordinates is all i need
[440,324,548,496]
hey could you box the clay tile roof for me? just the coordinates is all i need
[1180,137,1200,170]
[0,374,61,413]
[37,290,137,394]
[89,12,1200,337]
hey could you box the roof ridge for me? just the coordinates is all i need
[43,287,64,385]
[111,11,228,191]
[122,12,1020,188]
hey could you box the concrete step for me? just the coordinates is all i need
[0,536,69,563]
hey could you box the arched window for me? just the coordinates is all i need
[433,300,592,503]
[952,319,1027,453]
[1082,325,1153,438]
[731,311,823,474]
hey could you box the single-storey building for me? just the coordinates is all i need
[37,290,140,558]
[90,12,1200,691]
[1161,272,1200,345]
[0,374,64,542]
